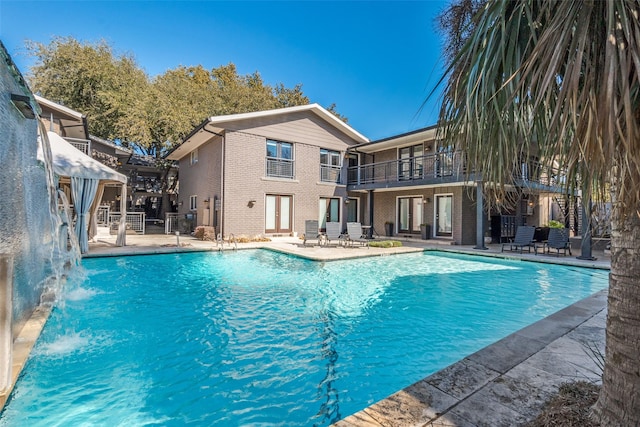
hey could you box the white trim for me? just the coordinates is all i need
[168,103,368,161]
[395,194,425,234]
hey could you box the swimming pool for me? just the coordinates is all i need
[0,250,608,426]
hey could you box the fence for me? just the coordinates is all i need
[109,212,146,234]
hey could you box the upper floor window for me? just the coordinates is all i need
[320,149,342,183]
[190,148,198,166]
[266,139,294,178]
[189,195,197,210]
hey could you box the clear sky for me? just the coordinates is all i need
[1,1,448,141]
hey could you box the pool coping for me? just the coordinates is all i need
[3,237,611,422]
[333,289,608,427]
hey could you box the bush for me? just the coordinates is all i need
[194,226,216,241]
[231,234,272,243]
[369,240,403,248]
[548,220,565,228]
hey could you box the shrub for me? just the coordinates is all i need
[194,226,216,241]
[548,220,564,228]
[369,240,403,248]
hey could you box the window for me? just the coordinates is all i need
[320,149,341,183]
[189,195,197,211]
[266,140,294,178]
[399,144,423,180]
[190,149,198,166]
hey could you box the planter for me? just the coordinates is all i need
[421,224,431,240]
[384,222,394,237]
[484,236,492,245]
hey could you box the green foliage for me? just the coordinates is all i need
[547,220,564,229]
[437,1,640,216]
[368,240,403,248]
[25,37,342,157]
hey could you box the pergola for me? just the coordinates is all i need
[39,130,128,253]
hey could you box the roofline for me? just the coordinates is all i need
[203,103,369,143]
[348,124,439,153]
[35,95,85,120]
[167,103,369,160]
[368,124,438,146]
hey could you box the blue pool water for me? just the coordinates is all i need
[1,250,608,426]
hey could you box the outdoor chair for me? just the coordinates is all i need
[542,227,572,256]
[324,222,346,246]
[303,220,320,246]
[345,222,369,248]
[501,225,536,253]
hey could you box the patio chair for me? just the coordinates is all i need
[303,220,320,246]
[345,222,369,248]
[324,222,345,246]
[501,225,536,253]
[543,227,572,256]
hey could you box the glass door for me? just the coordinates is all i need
[319,197,340,231]
[265,194,292,233]
[435,194,452,236]
[398,197,423,233]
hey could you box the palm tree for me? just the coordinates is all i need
[437,1,640,425]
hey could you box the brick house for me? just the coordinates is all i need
[166,104,368,237]
[170,104,573,245]
[347,126,574,245]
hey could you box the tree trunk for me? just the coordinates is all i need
[593,209,640,425]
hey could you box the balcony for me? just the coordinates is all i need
[64,137,91,155]
[346,152,565,192]
[347,151,470,190]
[266,158,294,179]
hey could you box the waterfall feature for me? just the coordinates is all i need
[0,43,79,395]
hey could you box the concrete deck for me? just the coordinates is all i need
[4,233,610,424]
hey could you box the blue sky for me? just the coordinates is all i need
[1,1,448,141]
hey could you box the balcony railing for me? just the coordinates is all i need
[347,151,466,186]
[320,164,341,183]
[64,137,91,155]
[347,152,566,190]
[266,158,294,179]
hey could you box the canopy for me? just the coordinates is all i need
[42,131,127,183]
[38,130,128,252]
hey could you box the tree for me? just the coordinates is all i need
[27,37,151,144]
[26,37,340,218]
[437,1,640,425]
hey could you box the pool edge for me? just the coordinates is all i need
[333,288,608,426]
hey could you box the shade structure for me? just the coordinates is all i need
[43,131,127,183]
[38,131,128,252]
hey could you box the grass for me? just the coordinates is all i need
[368,240,403,248]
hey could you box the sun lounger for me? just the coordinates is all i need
[324,222,346,246]
[345,222,369,248]
[303,220,320,246]
[540,227,572,256]
[501,225,535,253]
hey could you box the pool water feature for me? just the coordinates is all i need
[0,250,608,426]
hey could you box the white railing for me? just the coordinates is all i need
[266,158,294,178]
[64,137,91,155]
[320,165,341,183]
[97,206,110,225]
[165,213,180,234]
[109,212,146,234]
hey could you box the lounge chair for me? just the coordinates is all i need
[324,222,345,246]
[303,220,320,246]
[542,227,572,256]
[501,225,535,253]
[345,222,369,248]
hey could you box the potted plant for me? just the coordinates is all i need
[420,223,431,240]
[384,221,394,237]
[484,231,492,245]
